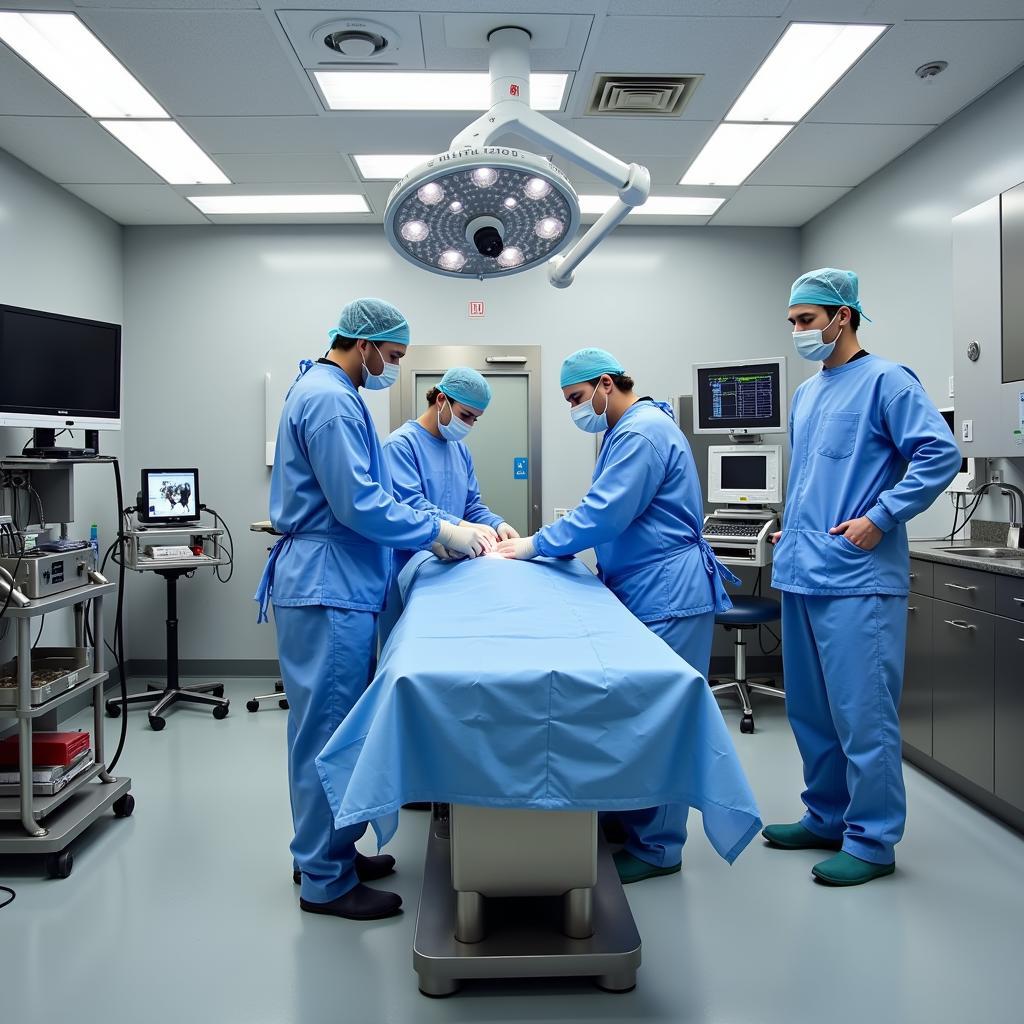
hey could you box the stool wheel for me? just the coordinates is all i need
[213,703,229,720]
[246,699,260,712]
[740,715,755,734]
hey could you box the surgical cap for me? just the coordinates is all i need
[328,297,410,346]
[788,268,872,321]
[559,348,626,389]
[438,367,492,411]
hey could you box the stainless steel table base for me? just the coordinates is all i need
[413,828,641,997]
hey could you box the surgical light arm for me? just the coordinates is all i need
[448,26,651,288]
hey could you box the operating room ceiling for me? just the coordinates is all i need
[1,0,1023,228]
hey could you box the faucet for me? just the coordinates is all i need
[971,481,1024,548]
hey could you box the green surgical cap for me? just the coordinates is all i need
[438,367,492,411]
[560,348,625,388]
[789,268,872,321]
[328,297,410,345]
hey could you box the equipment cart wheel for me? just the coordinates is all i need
[105,701,121,718]
[740,715,755,734]
[246,698,260,712]
[113,793,135,818]
[279,699,289,710]
[46,849,73,879]
[213,703,230,720]
[149,715,166,732]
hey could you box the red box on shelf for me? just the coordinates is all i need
[0,731,91,768]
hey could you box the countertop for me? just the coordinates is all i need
[909,539,1024,578]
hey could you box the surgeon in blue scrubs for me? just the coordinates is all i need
[764,268,960,886]
[497,348,740,884]
[255,298,495,920]
[379,366,518,646]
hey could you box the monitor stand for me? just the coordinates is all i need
[22,428,98,459]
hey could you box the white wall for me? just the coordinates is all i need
[122,223,799,661]
[0,149,123,660]
[801,64,1024,537]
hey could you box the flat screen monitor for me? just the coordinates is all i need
[0,304,122,431]
[692,357,787,435]
[140,468,200,525]
[707,445,782,505]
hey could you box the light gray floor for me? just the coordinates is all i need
[1,678,1021,1024]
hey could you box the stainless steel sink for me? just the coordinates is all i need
[940,547,1024,559]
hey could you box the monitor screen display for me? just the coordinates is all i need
[0,305,121,420]
[721,454,768,491]
[694,360,784,433]
[144,470,199,521]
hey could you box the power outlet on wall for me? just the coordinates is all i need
[948,374,955,398]
[553,508,570,519]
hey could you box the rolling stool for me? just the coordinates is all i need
[246,681,288,713]
[710,595,784,734]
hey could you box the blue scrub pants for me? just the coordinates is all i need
[274,604,377,903]
[613,610,716,868]
[781,592,908,865]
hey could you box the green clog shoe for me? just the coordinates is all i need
[762,822,843,851]
[812,851,895,886]
[613,850,682,885]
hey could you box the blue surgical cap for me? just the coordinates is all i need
[788,268,872,321]
[560,348,625,389]
[438,367,492,411]
[328,297,410,346]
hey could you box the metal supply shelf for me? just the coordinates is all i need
[0,578,132,876]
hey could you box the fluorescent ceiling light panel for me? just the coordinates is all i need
[353,155,432,179]
[726,22,886,123]
[679,124,792,186]
[0,11,166,118]
[579,195,724,217]
[187,195,370,215]
[315,72,568,111]
[101,120,229,185]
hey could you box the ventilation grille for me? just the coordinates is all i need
[586,74,701,116]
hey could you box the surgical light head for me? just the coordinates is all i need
[384,150,580,280]
[381,25,649,288]
[329,297,410,345]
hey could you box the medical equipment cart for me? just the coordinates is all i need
[0,580,133,878]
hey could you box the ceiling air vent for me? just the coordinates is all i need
[585,73,701,116]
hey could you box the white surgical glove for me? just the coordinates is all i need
[459,520,499,543]
[429,541,466,562]
[496,522,520,541]
[496,535,537,560]
[437,519,496,558]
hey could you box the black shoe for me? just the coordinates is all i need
[293,852,396,886]
[300,884,402,921]
[602,817,628,845]
[402,802,431,811]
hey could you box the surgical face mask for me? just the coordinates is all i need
[792,311,842,362]
[361,343,399,390]
[570,387,609,433]
[438,397,472,443]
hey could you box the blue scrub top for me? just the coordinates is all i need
[534,400,736,623]
[383,419,504,577]
[772,354,961,597]
[263,362,441,613]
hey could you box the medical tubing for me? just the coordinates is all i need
[200,504,235,584]
[104,458,129,774]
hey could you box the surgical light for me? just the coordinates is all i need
[382,26,650,287]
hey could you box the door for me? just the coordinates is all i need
[391,346,541,535]
[901,595,934,756]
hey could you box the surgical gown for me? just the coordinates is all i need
[771,354,961,863]
[379,419,503,641]
[533,399,739,867]
[255,361,441,903]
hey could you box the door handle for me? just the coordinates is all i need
[943,583,977,592]
[908,573,917,580]
[908,606,917,613]
[943,619,976,631]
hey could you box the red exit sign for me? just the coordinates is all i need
[468,301,485,318]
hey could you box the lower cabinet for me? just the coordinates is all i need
[994,616,1024,809]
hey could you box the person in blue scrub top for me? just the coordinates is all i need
[379,366,519,647]
[764,268,961,887]
[497,347,740,885]
[255,298,496,921]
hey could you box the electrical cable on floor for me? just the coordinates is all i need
[0,885,14,911]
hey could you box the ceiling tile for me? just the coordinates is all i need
[862,0,1024,17]
[80,9,315,116]
[711,185,851,227]
[62,183,210,223]
[74,1,257,7]
[0,48,84,116]
[808,19,1024,125]
[213,152,357,185]
[577,17,787,121]
[606,1,790,13]
[747,122,934,186]
[0,115,162,183]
